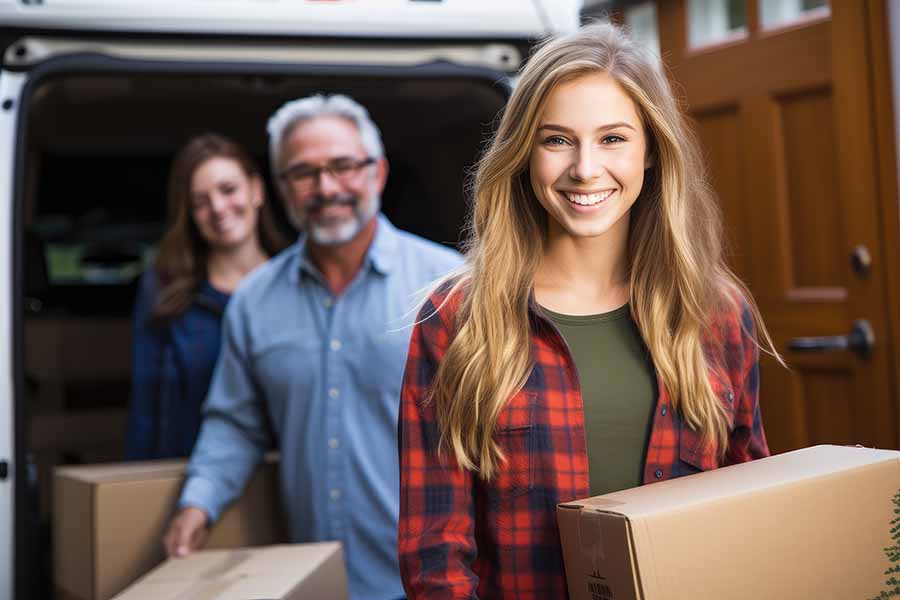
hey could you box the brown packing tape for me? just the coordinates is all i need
[578,509,606,568]
[138,549,260,585]
[559,506,640,600]
[170,577,243,600]
[194,549,255,580]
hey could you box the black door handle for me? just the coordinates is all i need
[787,319,875,359]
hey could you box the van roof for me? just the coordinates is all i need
[0,0,582,40]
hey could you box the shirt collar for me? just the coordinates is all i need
[367,213,399,276]
[295,212,399,281]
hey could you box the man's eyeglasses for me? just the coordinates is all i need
[279,157,376,192]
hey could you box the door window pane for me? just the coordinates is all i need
[625,1,660,61]
[688,0,747,48]
[760,0,829,30]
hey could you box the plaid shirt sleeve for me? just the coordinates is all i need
[398,292,480,599]
[724,292,770,465]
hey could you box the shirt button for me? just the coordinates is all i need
[726,392,734,403]
[323,297,333,308]
[330,489,342,501]
[330,339,342,351]
[654,469,663,479]
[328,438,339,449]
[328,388,340,399]
[660,406,668,416]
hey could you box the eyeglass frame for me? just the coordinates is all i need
[278,156,377,192]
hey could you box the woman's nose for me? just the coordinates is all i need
[207,194,228,214]
[569,147,604,182]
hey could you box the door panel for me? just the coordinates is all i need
[694,106,750,282]
[778,87,844,289]
[803,368,855,444]
[660,0,898,452]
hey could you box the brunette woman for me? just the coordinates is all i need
[126,133,287,459]
[398,23,780,598]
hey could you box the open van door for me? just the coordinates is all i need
[0,2,581,598]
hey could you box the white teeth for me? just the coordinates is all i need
[563,190,614,206]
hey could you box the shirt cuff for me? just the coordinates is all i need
[179,476,226,524]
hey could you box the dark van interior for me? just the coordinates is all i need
[20,68,507,597]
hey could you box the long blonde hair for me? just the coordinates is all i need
[429,22,778,480]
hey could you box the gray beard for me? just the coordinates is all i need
[305,194,380,246]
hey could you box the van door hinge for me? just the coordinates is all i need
[0,461,8,480]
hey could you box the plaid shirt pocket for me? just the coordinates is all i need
[491,391,537,499]
[678,382,737,472]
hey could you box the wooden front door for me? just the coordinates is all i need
[657,0,897,452]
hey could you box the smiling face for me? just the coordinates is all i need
[189,156,263,251]
[277,115,386,246]
[529,72,648,243]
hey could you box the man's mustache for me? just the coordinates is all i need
[307,193,358,212]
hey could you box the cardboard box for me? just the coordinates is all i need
[558,445,900,600]
[109,543,348,600]
[54,457,285,600]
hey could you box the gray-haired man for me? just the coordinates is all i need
[163,95,462,600]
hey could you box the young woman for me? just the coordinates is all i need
[398,23,779,598]
[126,133,287,460]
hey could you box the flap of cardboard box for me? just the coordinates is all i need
[55,460,188,484]
[558,505,643,600]
[572,445,899,519]
[111,543,347,600]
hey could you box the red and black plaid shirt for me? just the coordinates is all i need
[398,285,769,599]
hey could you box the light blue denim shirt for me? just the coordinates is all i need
[180,214,462,600]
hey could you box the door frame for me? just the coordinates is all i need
[873,0,900,449]
[0,68,23,600]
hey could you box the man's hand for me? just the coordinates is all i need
[163,506,210,558]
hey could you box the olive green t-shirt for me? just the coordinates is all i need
[542,304,657,496]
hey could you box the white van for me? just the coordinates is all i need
[0,1,581,597]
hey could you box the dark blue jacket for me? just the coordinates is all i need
[126,270,229,459]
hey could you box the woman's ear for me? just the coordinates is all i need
[250,175,265,207]
[644,128,657,170]
[374,157,390,195]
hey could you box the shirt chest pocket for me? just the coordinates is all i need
[491,391,537,500]
[678,382,736,472]
[251,328,320,387]
[364,328,412,392]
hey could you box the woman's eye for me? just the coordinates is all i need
[542,136,569,146]
[602,134,626,144]
[221,184,237,195]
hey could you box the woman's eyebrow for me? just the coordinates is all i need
[537,122,637,133]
